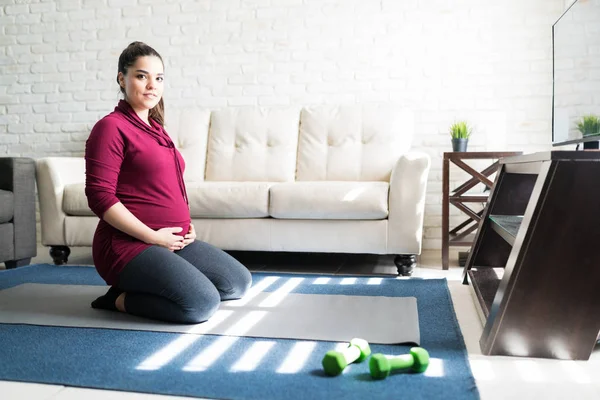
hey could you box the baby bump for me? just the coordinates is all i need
[93,219,190,256]
[145,221,190,239]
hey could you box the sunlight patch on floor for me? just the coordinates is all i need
[335,342,349,351]
[182,336,239,372]
[136,334,201,371]
[562,360,592,384]
[259,277,303,307]
[470,359,496,381]
[514,360,544,382]
[137,310,235,371]
[423,358,445,377]
[224,310,268,334]
[185,310,233,333]
[276,341,316,374]
[230,341,276,372]
[228,276,279,307]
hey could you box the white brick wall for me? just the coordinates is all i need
[0,0,568,251]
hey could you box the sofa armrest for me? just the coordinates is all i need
[387,151,431,254]
[35,157,86,246]
[0,157,37,260]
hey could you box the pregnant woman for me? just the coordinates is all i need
[85,41,252,324]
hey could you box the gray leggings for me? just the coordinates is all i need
[116,240,252,324]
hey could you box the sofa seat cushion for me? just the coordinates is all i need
[269,181,389,220]
[0,189,14,223]
[63,182,274,219]
[63,183,94,216]
[187,182,273,218]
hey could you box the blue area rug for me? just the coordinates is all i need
[0,264,479,400]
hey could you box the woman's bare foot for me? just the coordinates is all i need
[115,292,127,312]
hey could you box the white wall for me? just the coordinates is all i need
[0,0,567,250]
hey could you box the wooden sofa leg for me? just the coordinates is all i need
[50,246,71,265]
[4,258,32,269]
[394,255,416,276]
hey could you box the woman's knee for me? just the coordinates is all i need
[229,266,252,299]
[181,241,253,300]
[180,284,221,324]
[215,266,251,301]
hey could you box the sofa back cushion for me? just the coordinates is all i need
[205,108,300,182]
[296,106,414,181]
[165,108,211,182]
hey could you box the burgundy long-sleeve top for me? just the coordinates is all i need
[85,100,190,285]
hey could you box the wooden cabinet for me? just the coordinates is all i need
[462,151,600,360]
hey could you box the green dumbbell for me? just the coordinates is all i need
[322,338,371,376]
[369,347,429,380]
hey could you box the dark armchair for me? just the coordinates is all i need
[0,157,37,268]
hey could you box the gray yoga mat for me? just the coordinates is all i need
[0,283,420,345]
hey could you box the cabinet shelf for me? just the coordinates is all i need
[489,215,523,246]
[462,151,600,360]
[467,268,502,319]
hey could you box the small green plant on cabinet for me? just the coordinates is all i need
[449,121,472,139]
[576,114,600,136]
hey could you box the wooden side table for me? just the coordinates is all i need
[442,151,522,270]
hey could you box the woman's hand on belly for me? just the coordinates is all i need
[151,227,185,252]
[180,223,197,250]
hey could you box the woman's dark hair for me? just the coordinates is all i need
[117,41,165,126]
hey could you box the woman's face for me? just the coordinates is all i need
[118,56,164,115]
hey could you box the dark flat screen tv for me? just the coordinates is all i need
[552,0,600,148]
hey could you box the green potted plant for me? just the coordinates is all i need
[576,114,600,137]
[449,121,472,152]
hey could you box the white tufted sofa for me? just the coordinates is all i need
[35,106,431,275]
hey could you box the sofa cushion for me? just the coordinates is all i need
[63,183,94,216]
[296,106,414,181]
[166,108,211,183]
[187,181,273,218]
[63,181,273,219]
[269,181,389,220]
[205,108,300,182]
[0,189,14,223]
